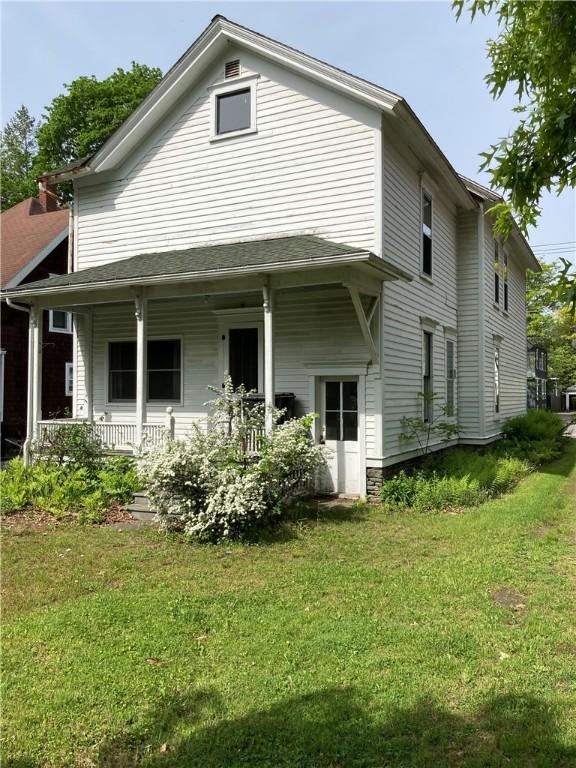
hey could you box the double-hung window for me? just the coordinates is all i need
[494,242,500,305]
[446,339,456,416]
[494,348,500,414]
[503,253,509,311]
[108,340,181,403]
[423,331,433,422]
[421,191,433,276]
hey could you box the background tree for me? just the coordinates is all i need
[453,1,576,236]
[33,62,162,199]
[0,105,39,211]
[527,261,576,391]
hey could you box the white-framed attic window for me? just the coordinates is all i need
[209,74,259,142]
[49,310,72,334]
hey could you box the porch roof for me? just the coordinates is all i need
[2,235,411,300]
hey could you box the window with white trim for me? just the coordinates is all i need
[494,348,500,414]
[446,339,456,416]
[65,362,74,397]
[421,191,433,276]
[210,75,258,141]
[503,252,509,311]
[494,241,500,305]
[49,310,72,334]
[108,340,181,403]
[423,331,433,422]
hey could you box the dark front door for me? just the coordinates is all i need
[229,327,259,391]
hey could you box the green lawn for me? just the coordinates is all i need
[2,445,576,768]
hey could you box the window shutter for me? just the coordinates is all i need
[225,59,240,79]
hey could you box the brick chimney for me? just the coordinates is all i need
[38,181,59,212]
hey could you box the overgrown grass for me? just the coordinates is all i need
[2,444,576,767]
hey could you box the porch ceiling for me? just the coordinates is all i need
[1,235,411,306]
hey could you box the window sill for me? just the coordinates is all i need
[419,272,434,285]
[493,303,501,312]
[210,126,257,143]
[49,327,73,335]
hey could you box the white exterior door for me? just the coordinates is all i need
[320,378,360,495]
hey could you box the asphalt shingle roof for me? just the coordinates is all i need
[1,199,69,289]
[5,236,372,295]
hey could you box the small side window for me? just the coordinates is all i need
[446,339,456,416]
[65,362,73,397]
[494,348,500,414]
[421,191,432,276]
[503,252,509,311]
[423,331,433,422]
[49,310,72,334]
[494,242,500,305]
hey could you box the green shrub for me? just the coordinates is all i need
[32,421,103,472]
[379,471,420,509]
[412,474,483,512]
[0,455,140,522]
[502,410,565,442]
[379,446,531,512]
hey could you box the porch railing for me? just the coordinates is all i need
[36,407,176,453]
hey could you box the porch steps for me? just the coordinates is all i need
[127,492,158,523]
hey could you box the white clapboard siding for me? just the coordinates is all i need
[482,221,527,432]
[380,132,459,461]
[87,286,376,453]
[75,50,378,269]
[456,209,483,438]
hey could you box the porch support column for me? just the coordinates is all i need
[24,306,42,464]
[263,281,275,436]
[134,291,147,450]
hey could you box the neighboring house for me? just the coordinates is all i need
[2,16,540,494]
[0,191,72,453]
[527,341,548,409]
[564,385,576,413]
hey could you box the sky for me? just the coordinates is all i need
[1,0,575,264]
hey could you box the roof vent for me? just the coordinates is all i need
[224,59,240,79]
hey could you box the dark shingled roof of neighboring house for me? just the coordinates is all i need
[1,198,69,289]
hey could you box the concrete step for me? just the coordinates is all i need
[129,509,157,523]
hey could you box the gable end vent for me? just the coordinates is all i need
[224,59,240,79]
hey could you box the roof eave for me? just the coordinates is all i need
[1,251,411,302]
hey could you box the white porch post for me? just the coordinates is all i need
[263,281,275,435]
[23,306,40,464]
[135,291,147,450]
[32,307,43,439]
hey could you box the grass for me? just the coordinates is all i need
[2,443,576,767]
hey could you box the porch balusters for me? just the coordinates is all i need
[134,291,148,449]
[263,282,275,435]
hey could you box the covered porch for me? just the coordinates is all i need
[3,236,410,475]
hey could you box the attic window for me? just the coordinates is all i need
[210,74,258,142]
[225,59,240,79]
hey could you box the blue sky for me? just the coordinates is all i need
[2,1,574,263]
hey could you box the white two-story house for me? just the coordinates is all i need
[4,16,539,495]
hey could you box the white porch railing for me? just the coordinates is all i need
[36,408,176,454]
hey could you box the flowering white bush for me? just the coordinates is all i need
[138,379,325,541]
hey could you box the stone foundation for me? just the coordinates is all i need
[366,455,428,498]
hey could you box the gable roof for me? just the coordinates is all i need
[38,15,474,210]
[1,198,69,289]
[3,235,411,300]
[460,175,541,272]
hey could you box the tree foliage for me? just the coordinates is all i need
[527,260,576,390]
[0,105,39,211]
[454,1,576,235]
[33,62,162,199]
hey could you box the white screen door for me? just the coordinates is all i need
[320,378,360,494]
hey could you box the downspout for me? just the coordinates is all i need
[67,203,74,274]
[5,297,30,314]
[477,203,486,436]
